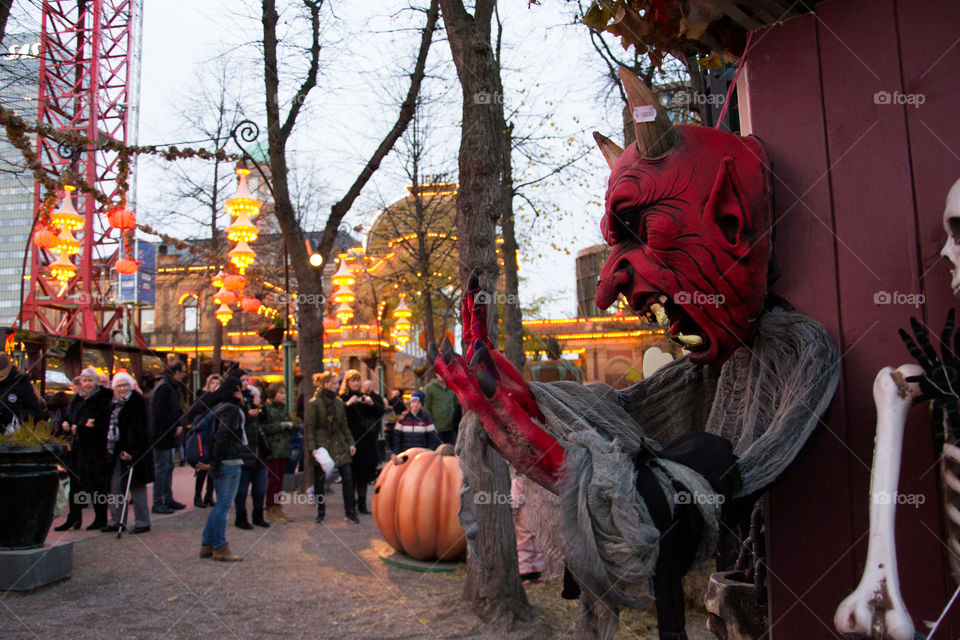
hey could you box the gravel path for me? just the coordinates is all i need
[1,466,714,640]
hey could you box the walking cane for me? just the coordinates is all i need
[117,460,134,539]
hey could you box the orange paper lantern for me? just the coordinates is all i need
[372,445,466,561]
[241,296,261,313]
[107,206,136,230]
[223,274,246,291]
[115,258,138,274]
[33,228,58,250]
[214,287,236,306]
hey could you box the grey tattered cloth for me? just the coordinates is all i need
[457,307,840,610]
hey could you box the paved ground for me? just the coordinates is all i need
[1,465,714,640]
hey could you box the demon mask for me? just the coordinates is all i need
[594,68,773,365]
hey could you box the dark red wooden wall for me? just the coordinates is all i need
[741,0,960,636]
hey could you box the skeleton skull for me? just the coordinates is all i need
[940,178,960,298]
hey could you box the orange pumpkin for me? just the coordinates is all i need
[372,444,466,561]
[107,206,136,230]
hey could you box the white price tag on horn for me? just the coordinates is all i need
[632,105,657,123]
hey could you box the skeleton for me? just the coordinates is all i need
[833,366,920,640]
[432,67,840,640]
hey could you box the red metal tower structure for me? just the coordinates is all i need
[19,0,143,344]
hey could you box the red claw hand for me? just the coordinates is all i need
[429,272,566,492]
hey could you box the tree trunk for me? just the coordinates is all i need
[500,121,523,371]
[439,0,529,625]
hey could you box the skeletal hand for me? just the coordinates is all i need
[899,309,960,448]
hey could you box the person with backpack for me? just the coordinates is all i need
[261,382,295,523]
[181,374,222,507]
[304,371,357,524]
[198,377,247,562]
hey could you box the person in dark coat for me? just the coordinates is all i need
[305,371,357,524]
[233,379,270,530]
[339,371,383,515]
[392,390,440,454]
[261,382,294,523]
[149,362,187,513]
[0,352,43,430]
[101,372,153,534]
[179,374,222,507]
[53,367,113,531]
[198,377,247,562]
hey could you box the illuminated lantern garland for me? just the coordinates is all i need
[212,269,226,289]
[228,240,256,273]
[215,303,233,326]
[335,302,354,324]
[49,253,76,282]
[226,215,258,243]
[332,285,355,304]
[332,258,355,287]
[55,228,80,255]
[224,166,262,217]
[50,186,83,231]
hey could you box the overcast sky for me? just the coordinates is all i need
[18,0,629,318]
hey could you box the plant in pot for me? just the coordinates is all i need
[0,419,69,549]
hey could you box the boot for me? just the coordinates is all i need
[211,544,242,562]
[235,513,253,530]
[199,544,213,559]
[357,493,370,515]
[264,506,279,522]
[315,502,325,524]
[344,509,359,524]
[252,508,270,528]
[276,506,293,523]
[54,511,82,531]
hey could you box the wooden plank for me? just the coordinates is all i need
[740,12,854,639]
[816,0,948,629]
[896,0,960,634]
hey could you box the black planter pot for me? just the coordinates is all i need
[0,444,68,550]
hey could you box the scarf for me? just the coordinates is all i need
[106,392,129,455]
[321,389,337,429]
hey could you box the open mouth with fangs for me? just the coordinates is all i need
[630,291,710,353]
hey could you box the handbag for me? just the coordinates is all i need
[257,427,273,459]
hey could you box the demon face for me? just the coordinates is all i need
[594,72,772,366]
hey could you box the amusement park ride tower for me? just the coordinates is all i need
[18,0,144,345]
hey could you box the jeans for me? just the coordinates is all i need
[202,465,242,549]
[313,463,355,518]
[108,458,149,529]
[152,448,175,507]
[234,465,267,518]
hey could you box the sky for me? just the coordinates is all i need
[15,0,631,319]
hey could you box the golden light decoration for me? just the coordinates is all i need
[395,332,410,347]
[215,303,234,326]
[228,240,256,273]
[50,186,83,231]
[331,285,355,304]
[214,287,236,306]
[54,228,80,255]
[393,297,412,319]
[335,302,354,324]
[394,317,411,333]
[49,253,76,282]
[226,214,258,243]
[212,269,226,289]
[224,166,261,217]
[331,258,355,287]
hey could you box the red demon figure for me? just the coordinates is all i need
[430,68,838,640]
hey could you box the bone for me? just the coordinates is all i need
[650,303,669,328]
[672,334,703,347]
[942,442,960,584]
[834,365,921,640]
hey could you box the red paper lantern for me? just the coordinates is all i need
[115,258,138,274]
[223,274,246,291]
[33,228,58,250]
[107,206,136,230]
[214,287,236,306]
[241,296,261,313]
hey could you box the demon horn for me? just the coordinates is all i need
[592,132,624,169]
[618,66,677,157]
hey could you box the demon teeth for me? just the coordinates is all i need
[650,303,669,328]
[673,334,703,347]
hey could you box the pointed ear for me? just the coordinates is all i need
[593,132,623,169]
[704,158,750,256]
